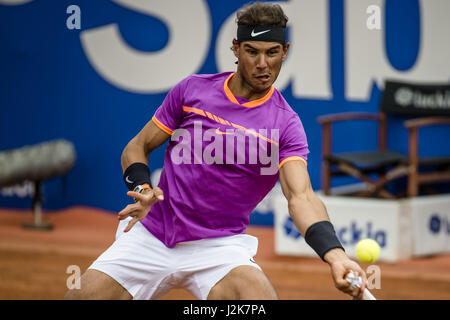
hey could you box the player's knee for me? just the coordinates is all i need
[63,269,132,300]
[63,287,85,300]
[240,269,278,299]
[209,266,278,300]
[63,274,98,300]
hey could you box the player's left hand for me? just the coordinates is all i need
[325,249,367,299]
[117,187,164,233]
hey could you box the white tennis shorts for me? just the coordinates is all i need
[88,217,262,300]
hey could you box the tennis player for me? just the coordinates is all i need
[65,2,367,300]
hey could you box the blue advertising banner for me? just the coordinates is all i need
[1,0,449,225]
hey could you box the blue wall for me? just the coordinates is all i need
[1,0,449,225]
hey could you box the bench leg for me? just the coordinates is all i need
[23,181,53,230]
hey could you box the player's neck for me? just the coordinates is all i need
[228,72,270,101]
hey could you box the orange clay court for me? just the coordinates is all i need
[0,207,449,300]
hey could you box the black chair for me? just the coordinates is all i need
[317,80,450,198]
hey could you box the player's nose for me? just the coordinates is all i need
[256,54,268,69]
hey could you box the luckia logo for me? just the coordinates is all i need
[394,87,414,107]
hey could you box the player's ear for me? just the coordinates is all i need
[232,39,240,59]
[282,42,290,61]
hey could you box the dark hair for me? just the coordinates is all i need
[236,2,288,28]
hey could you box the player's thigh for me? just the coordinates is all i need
[64,269,132,300]
[207,265,278,300]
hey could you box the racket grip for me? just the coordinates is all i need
[345,271,377,300]
[362,288,376,300]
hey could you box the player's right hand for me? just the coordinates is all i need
[117,187,164,232]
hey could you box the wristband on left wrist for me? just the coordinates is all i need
[123,162,152,191]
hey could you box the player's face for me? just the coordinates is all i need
[233,40,289,93]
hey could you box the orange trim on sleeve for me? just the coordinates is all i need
[152,115,174,135]
[278,156,307,170]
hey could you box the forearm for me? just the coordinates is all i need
[279,161,360,297]
[288,191,345,263]
[323,247,347,264]
[121,137,150,172]
[287,191,329,236]
[121,120,170,173]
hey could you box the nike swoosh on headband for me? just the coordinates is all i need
[251,29,271,37]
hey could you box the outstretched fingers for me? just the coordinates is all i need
[152,187,164,201]
[117,187,165,232]
[124,216,140,233]
[117,203,139,221]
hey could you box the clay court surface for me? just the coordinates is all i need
[0,207,449,300]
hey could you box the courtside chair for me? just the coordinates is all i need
[317,112,408,199]
[403,116,450,197]
[317,80,450,199]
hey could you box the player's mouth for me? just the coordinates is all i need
[255,73,271,84]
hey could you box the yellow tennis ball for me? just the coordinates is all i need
[356,238,380,263]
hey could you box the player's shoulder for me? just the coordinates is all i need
[175,72,231,92]
[184,72,232,84]
[270,88,299,117]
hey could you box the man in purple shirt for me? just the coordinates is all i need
[65,2,367,300]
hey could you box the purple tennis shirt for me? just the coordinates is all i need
[141,72,309,247]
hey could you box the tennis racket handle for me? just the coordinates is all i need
[362,288,376,300]
[346,271,377,300]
